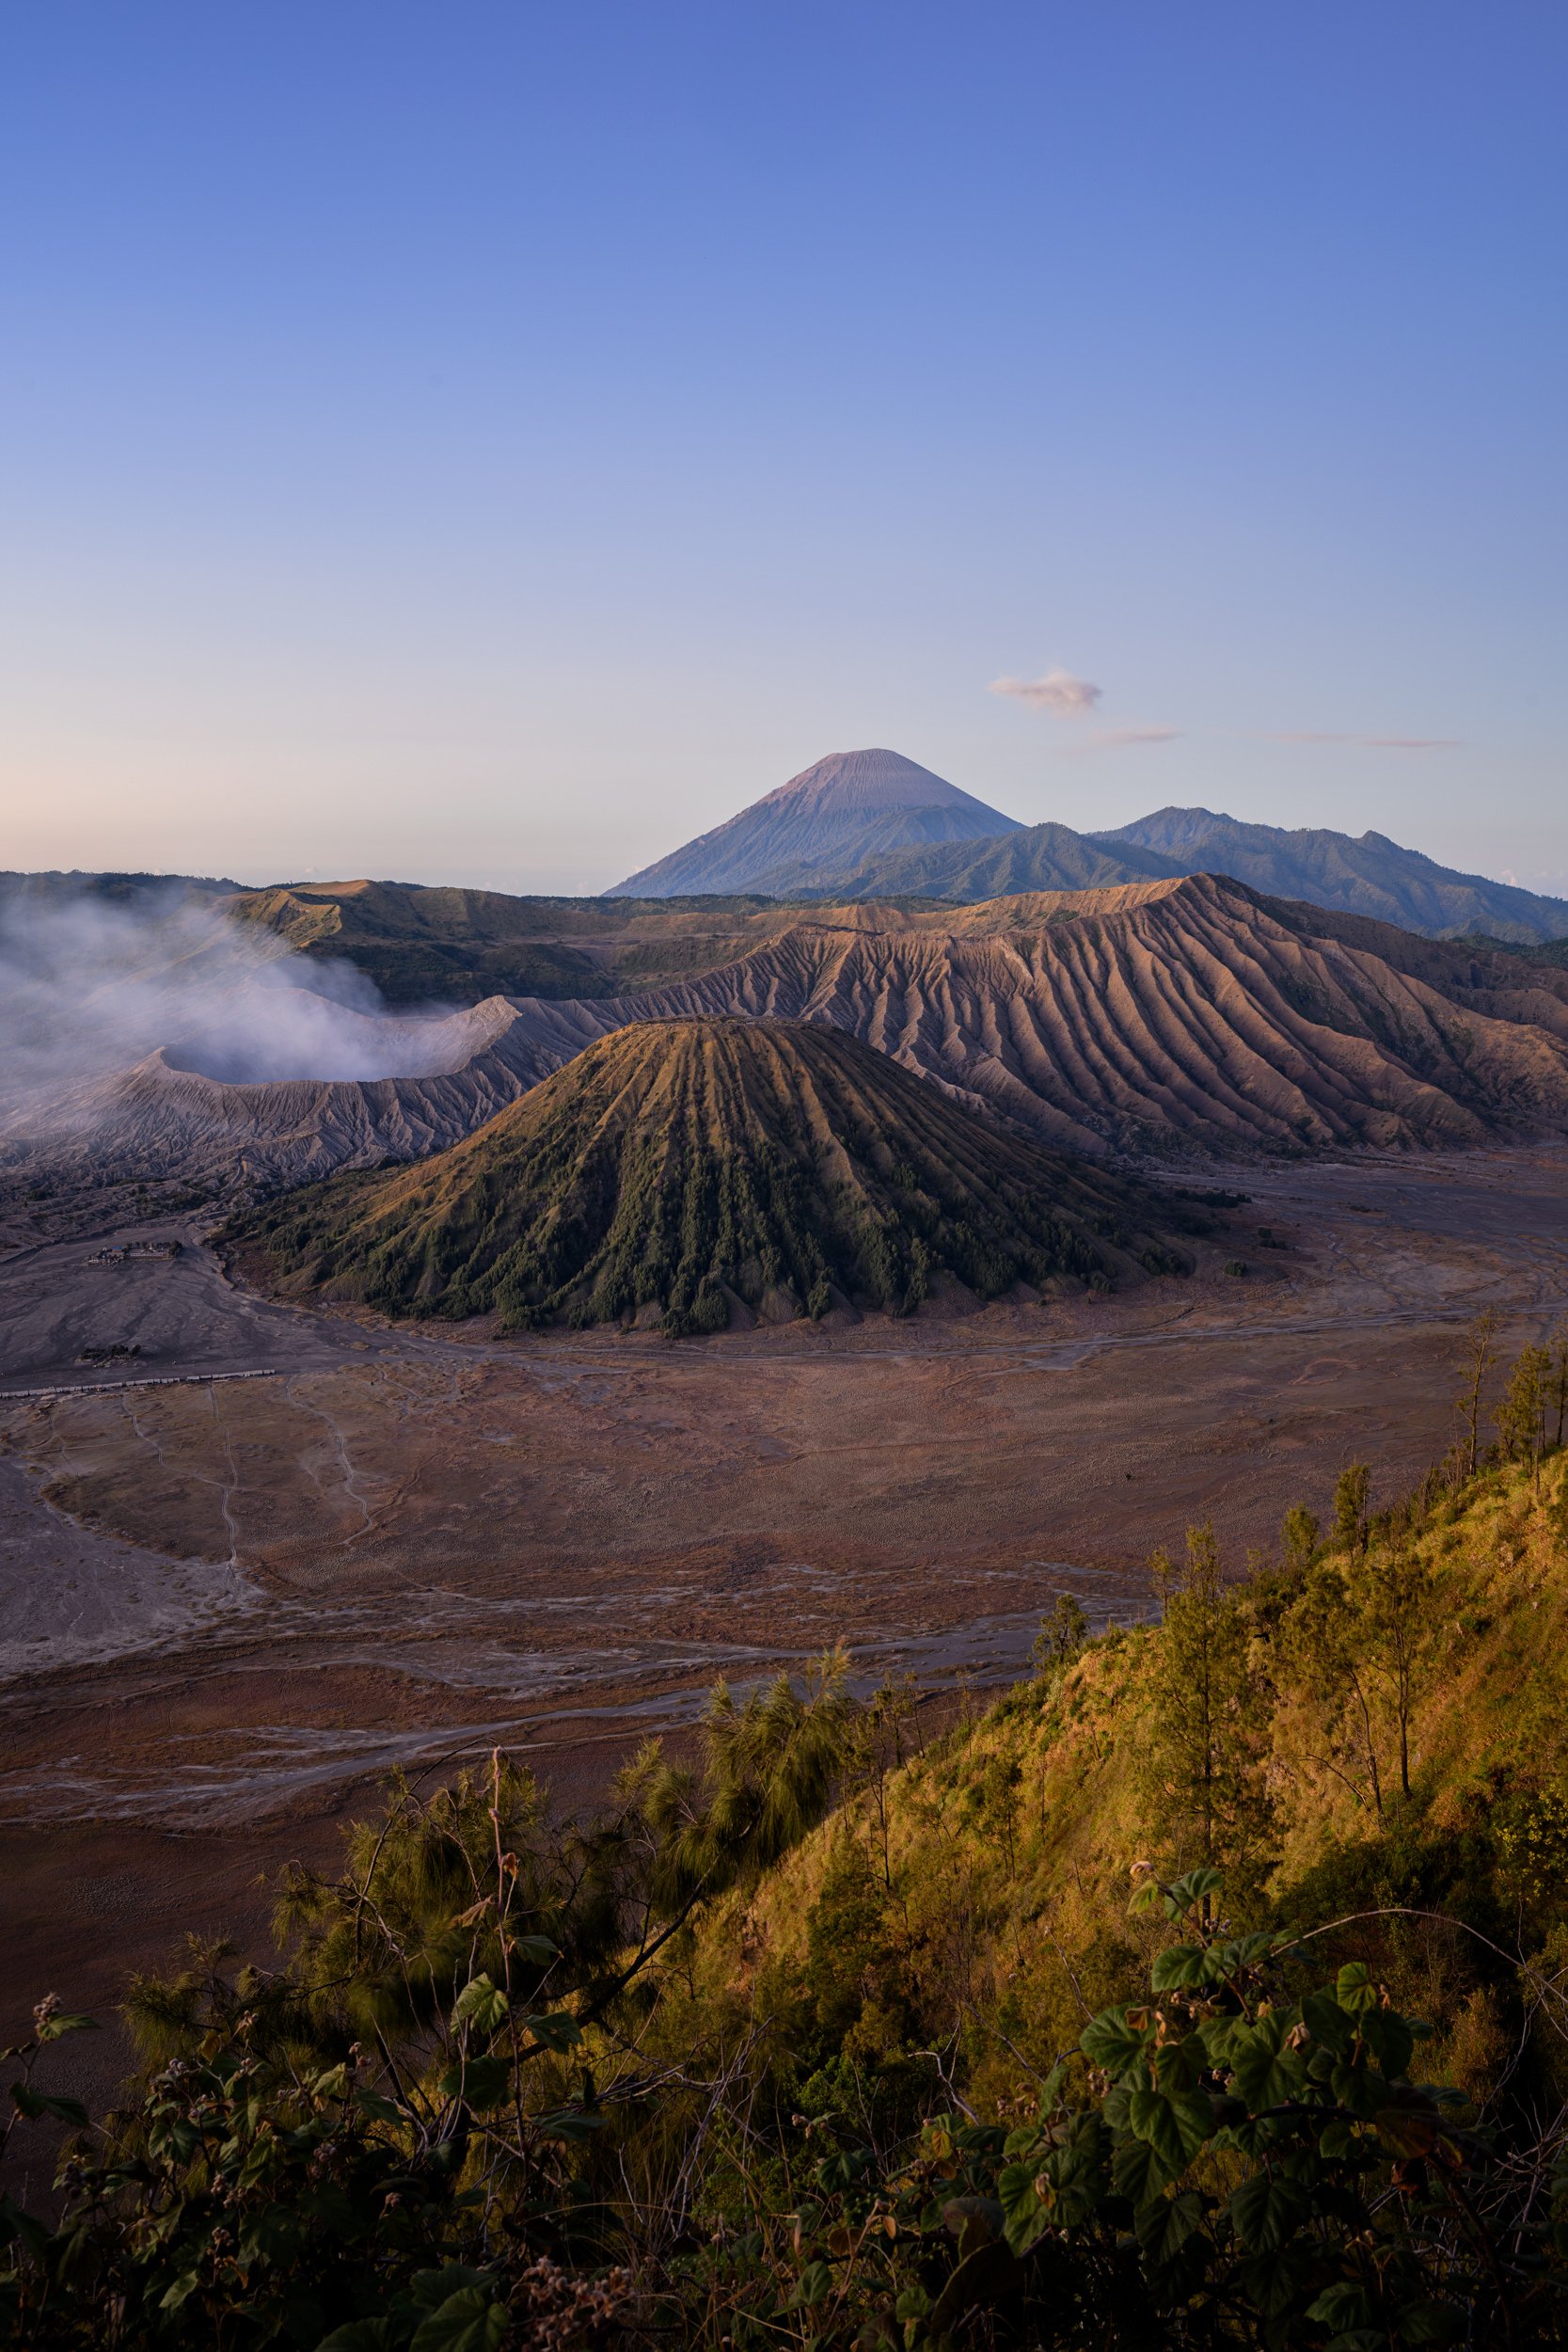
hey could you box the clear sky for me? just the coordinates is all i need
[2,3,1564,895]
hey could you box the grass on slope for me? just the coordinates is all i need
[231,1016,1190,1333]
[673,1443,1568,2123]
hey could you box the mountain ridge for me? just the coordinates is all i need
[787,805,1568,941]
[1092,804,1568,940]
[607,748,1021,898]
[39,872,1568,1192]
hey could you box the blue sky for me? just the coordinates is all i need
[2,3,1564,893]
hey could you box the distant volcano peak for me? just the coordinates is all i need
[609,748,1020,898]
[756,748,986,817]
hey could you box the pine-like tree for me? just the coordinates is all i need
[1142,1523,1272,1901]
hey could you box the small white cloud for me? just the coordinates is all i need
[989,668,1102,718]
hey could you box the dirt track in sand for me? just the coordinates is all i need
[2,1145,1567,2117]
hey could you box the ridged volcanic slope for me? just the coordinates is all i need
[619,874,1568,1156]
[51,873,1568,1194]
[233,1018,1186,1332]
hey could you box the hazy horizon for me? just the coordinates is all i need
[8,747,1567,909]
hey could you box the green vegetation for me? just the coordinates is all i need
[11,1334,1568,2345]
[230,1019,1190,1334]
[223,882,790,1004]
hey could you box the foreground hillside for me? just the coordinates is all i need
[10,1392,1568,2345]
[705,1438,1568,2099]
[230,1015,1190,1330]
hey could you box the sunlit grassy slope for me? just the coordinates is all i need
[673,1454,1568,2111]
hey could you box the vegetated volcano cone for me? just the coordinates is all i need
[607,748,1020,898]
[230,1018,1190,1335]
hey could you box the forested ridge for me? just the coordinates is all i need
[8,1325,1568,2348]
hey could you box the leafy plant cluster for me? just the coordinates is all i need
[697,1871,1568,2351]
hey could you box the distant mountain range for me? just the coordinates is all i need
[607,748,1022,898]
[607,750,1568,943]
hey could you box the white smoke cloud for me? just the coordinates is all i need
[988,668,1103,717]
[0,884,454,1142]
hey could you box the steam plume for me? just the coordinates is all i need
[0,883,451,1144]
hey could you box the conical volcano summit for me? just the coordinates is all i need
[609,747,1021,898]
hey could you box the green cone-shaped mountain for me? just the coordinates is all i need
[231,1018,1188,1333]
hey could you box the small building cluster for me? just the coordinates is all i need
[85,1239,183,1268]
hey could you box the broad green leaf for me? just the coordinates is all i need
[1165,1867,1225,1918]
[1129,2086,1213,2170]
[36,2012,99,2043]
[1301,1990,1353,2055]
[1150,1944,1207,1992]
[1307,2280,1372,2329]
[239,2201,305,2267]
[791,2261,833,2309]
[1135,2188,1204,2268]
[1336,1962,1378,2015]
[356,2089,404,2125]
[1152,2036,1206,2096]
[411,2268,496,2312]
[996,2161,1045,2255]
[1359,2008,1415,2081]
[1113,2128,1174,2203]
[1228,2019,1307,2111]
[1331,2058,1377,2119]
[1197,2014,1243,2067]
[451,1976,509,2034]
[511,1934,559,1964]
[1228,2171,1309,2253]
[315,2324,392,2352]
[522,2009,580,2053]
[1396,2300,1465,2344]
[1082,2007,1151,2078]
[0,2191,51,2259]
[409,2287,509,2352]
[8,2085,87,2127]
[533,2106,605,2141]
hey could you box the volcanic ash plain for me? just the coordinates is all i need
[3,1143,1568,2113]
